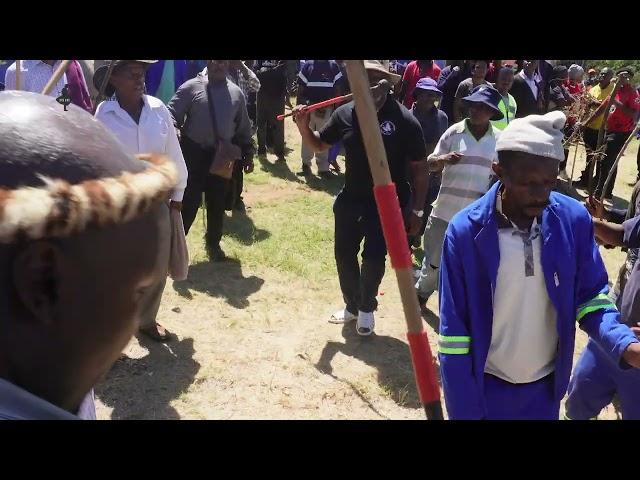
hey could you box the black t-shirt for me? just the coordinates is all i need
[319,96,426,203]
[253,60,287,97]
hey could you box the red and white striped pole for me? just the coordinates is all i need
[345,60,443,419]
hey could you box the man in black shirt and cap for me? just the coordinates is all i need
[292,60,428,336]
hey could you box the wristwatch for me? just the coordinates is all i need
[412,210,424,218]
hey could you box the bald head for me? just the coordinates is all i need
[0,91,171,416]
[0,91,145,189]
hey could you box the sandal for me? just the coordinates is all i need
[140,323,172,343]
[329,308,357,324]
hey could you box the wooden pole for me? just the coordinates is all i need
[15,60,21,91]
[41,60,71,96]
[93,61,117,112]
[345,60,443,420]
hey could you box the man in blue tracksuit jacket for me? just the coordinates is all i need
[438,111,640,420]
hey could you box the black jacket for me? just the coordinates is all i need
[510,73,543,118]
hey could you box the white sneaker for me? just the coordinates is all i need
[329,308,357,324]
[356,311,375,336]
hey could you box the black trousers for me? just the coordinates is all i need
[247,91,257,125]
[595,131,631,199]
[578,127,600,183]
[225,159,244,210]
[333,190,390,314]
[257,91,285,156]
[180,136,229,248]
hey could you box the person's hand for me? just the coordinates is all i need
[622,342,640,368]
[244,161,254,174]
[170,200,183,211]
[631,323,640,340]
[407,213,422,237]
[292,105,310,127]
[585,195,605,220]
[444,151,464,165]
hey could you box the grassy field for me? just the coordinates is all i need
[94,115,640,420]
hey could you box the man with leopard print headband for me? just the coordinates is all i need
[0,92,177,419]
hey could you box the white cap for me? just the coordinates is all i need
[496,111,567,162]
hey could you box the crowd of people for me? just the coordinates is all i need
[1,59,640,420]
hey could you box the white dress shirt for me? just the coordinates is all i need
[95,95,188,202]
[4,60,67,96]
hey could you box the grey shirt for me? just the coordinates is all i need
[167,74,252,150]
[0,378,96,420]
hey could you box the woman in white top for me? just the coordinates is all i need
[94,60,188,342]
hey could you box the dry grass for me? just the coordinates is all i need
[94,113,640,420]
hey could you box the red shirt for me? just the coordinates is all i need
[485,63,499,83]
[565,80,584,126]
[566,80,583,96]
[607,84,640,133]
[401,61,442,108]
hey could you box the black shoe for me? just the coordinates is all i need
[234,200,247,214]
[276,155,286,163]
[257,147,267,156]
[319,170,333,179]
[297,164,312,176]
[207,244,227,262]
[574,177,588,189]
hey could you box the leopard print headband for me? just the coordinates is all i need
[0,153,177,243]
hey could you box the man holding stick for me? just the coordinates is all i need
[292,60,428,336]
[565,188,640,419]
[575,68,615,189]
[593,67,639,200]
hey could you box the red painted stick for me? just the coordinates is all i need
[345,60,443,419]
[276,93,353,121]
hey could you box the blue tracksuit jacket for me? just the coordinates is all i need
[438,181,639,419]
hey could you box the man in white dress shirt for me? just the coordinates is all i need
[94,60,188,342]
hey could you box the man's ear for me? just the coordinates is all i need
[12,241,61,325]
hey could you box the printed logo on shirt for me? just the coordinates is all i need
[380,121,396,136]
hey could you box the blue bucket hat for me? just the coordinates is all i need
[412,77,442,99]
[462,84,504,121]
